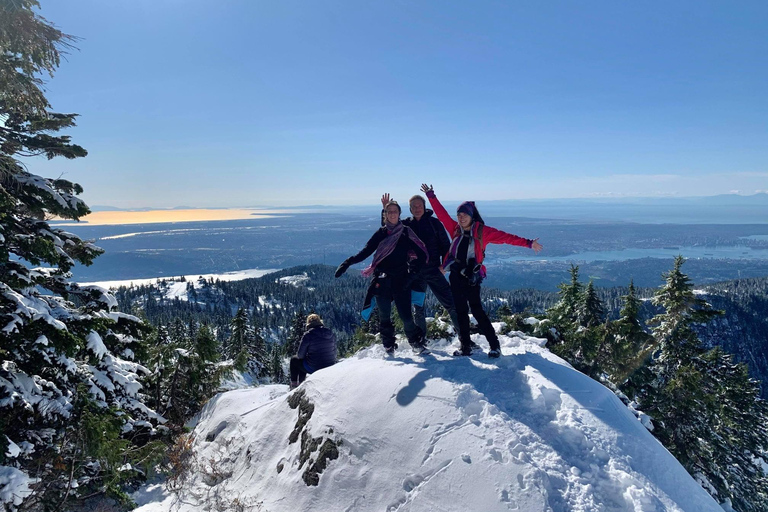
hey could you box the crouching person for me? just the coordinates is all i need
[290,314,337,389]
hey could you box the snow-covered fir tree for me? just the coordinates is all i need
[0,1,164,508]
[638,256,768,510]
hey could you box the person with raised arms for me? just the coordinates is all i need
[335,200,430,355]
[379,191,461,342]
[421,184,543,358]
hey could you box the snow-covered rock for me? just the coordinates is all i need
[134,334,721,512]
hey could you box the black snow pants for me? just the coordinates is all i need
[449,270,500,352]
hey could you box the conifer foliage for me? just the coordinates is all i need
[227,308,267,374]
[637,257,768,510]
[0,2,164,508]
[603,281,654,383]
[544,258,768,509]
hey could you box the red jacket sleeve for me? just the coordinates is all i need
[482,225,532,249]
[425,190,458,236]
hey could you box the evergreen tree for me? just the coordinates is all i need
[577,280,605,328]
[228,308,251,361]
[269,343,287,384]
[145,325,175,414]
[637,257,768,509]
[228,308,268,375]
[284,308,307,356]
[545,265,595,368]
[547,264,583,330]
[0,2,163,508]
[191,324,221,398]
[607,281,654,384]
[249,316,269,377]
[648,256,721,365]
[161,324,222,425]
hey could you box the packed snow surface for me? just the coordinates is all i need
[134,333,720,512]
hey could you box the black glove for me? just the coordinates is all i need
[335,260,351,278]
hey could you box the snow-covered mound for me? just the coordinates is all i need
[135,334,720,512]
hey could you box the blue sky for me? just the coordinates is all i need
[30,0,768,208]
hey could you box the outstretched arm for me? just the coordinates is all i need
[421,184,458,235]
[335,230,386,277]
[483,225,543,252]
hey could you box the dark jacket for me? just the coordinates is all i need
[346,227,427,277]
[380,209,450,268]
[297,326,337,373]
[404,211,451,268]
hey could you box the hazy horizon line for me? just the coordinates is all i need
[89,191,768,211]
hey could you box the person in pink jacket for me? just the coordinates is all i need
[421,184,543,358]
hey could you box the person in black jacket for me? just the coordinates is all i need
[380,193,460,339]
[290,314,337,389]
[335,200,429,354]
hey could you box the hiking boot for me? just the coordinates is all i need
[412,345,431,355]
[384,343,398,355]
[469,341,481,351]
[488,349,501,359]
[453,346,473,357]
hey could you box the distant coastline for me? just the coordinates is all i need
[54,208,296,226]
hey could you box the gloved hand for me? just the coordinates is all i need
[335,260,351,278]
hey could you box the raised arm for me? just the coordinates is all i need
[483,225,542,253]
[421,184,458,235]
[379,193,390,226]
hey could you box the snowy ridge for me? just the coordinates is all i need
[135,333,721,512]
[78,268,279,293]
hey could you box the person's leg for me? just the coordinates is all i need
[449,271,472,352]
[410,273,428,336]
[289,357,307,388]
[424,267,460,332]
[467,284,500,351]
[393,286,423,347]
[377,295,396,349]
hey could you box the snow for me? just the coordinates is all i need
[4,438,20,459]
[0,466,34,508]
[278,273,311,288]
[78,268,280,292]
[134,333,721,512]
[78,284,119,310]
[86,331,108,360]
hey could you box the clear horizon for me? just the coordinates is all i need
[26,1,768,209]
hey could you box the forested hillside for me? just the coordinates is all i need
[112,264,768,397]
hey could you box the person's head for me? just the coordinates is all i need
[408,194,427,220]
[306,314,323,329]
[456,201,475,229]
[384,200,401,225]
[456,201,483,230]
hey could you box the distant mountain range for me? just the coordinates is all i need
[89,193,768,212]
